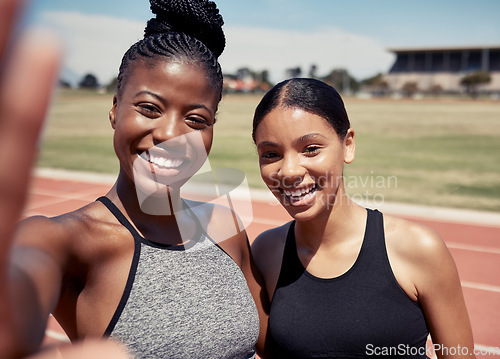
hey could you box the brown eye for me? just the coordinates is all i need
[137,103,160,118]
[260,151,280,160]
[186,116,211,130]
[304,145,321,155]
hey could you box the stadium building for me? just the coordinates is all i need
[384,46,500,94]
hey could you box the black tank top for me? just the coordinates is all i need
[269,209,429,358]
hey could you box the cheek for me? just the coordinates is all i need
[259,164,278,186]
[113,124,128,152]
[312,149,344,171]
[113,121,138,151]
[314,161,344,190]
[113,113,141,138]
[202,130,213,154]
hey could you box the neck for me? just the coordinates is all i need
[106,169,198,245]
[294,186,364,252]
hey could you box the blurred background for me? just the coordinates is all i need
[25,0,500,94]
[21,0,500,212]
[18,1,500,354]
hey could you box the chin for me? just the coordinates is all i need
[287,208,322,223]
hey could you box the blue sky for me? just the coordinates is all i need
[26,0,500,85]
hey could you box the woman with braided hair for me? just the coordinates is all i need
[0,0,268,358]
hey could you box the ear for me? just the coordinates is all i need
[343,128,355,164]
[109,95,118,129]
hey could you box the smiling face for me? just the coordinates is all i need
[109,59,219,196]
[255,107,355,221]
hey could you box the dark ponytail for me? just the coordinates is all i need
[252,78,351,142]
[117,0,225,100]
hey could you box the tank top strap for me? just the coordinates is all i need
[96,197,214,251]
[96,196,143,241]
[274,221,305,292]
[361,208,388,266]
[96,196,142,337]
[274,209,386,293]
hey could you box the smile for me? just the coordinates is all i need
[282,184,318,205]
[138,151,185,169]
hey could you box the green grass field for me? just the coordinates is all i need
[38,89,500,212]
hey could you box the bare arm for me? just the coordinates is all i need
[0,0,63,356]
[250,224,290,302]
[416,229,475,359]
[238,234,271,357]
[387,218,475,359]
[8,217,71,357]
[26,339,130,359]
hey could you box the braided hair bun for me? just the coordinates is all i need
[145,0,225,58]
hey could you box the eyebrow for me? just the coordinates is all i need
[134,90,212,113]
[256,141,278,149]
[135,90,164,103]
[296,133,329,144]
[257,133,328,149]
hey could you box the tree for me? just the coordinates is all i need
[361,73,389,96]
[460,71,491,98]
[257,70,272,90]
[308,64,318,79]
[428,84,443,97]
[322,68,359,94]
[106,77,119,93]
[361,73,386,87]
[79,73,99,89]
[236,67,254,80]
[285,67,302,78]
[59,79,72,89]
[401,81,418,97]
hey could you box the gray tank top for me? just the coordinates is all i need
[98,197,259,359]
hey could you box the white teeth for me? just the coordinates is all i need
[139,152,183,169]
[284,185,315,198]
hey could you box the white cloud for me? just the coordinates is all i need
[41,11,144,85]
[220,25,395,83]
[41,11,395,85]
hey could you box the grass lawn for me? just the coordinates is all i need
[38,89,500,212]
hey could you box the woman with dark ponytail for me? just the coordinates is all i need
[0,1,268,358]
[251,78,475,358]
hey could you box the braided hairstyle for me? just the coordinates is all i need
[117,0,225,101]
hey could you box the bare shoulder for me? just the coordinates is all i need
[15,200,123,264]
[15,212,81,256]
[251,222,292,292]
[382,215,474,349]
[383,214,449,263]
[252,223,291,264]
[382,213,459,301]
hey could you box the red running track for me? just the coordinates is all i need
[23,173,500,358]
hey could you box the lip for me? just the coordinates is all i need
[133,131,209,190]
[279,184,318,207]
[139,150,186,169]
[136,149,190,178]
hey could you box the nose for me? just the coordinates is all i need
[152,114,183,145]
[277,153,306,186]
